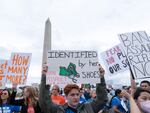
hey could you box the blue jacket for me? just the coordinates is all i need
[0,104,21,113]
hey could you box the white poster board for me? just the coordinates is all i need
[6,53,32,84]
[46,50,100,85]
[119,31,150,79]
[101,44,128,75]
[0,60,7,89]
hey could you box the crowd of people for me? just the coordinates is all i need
[0,64,150,113]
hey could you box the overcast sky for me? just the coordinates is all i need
[0,0,150,86]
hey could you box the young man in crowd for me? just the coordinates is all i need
[140,80,150,91]
[39,64,108,113]
[111,89,128,113]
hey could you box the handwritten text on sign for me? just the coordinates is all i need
[6,53,32,84]
[0,60,7,89]
[47,51,100,85]
[101,44,128,75]
[119,31,150,79]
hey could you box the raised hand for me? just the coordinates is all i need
[12,83,18,90]
[99,64,105,77]
[42,64,48,75]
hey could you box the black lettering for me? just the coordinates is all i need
[137,31,150,42]
[133,64,145,78]
[48,52,55,58]
[81,71,99,78]
[132,33,142,45]
[144,62,150,76]
[82,72,86,78]
[109,67,114,74]
[122,60,128,68]
[119,34,131,47]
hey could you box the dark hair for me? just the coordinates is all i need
[126,86,131,90]
[122,86,128,89]
[140,80,150,86]
[107,89,110,93]
[134,87,150,100]
[115,89,122,96]
[0,89,11,104]
[64,84,80,96]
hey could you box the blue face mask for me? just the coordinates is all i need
[140,100,150,113]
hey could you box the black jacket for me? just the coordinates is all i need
[10,91,42,113]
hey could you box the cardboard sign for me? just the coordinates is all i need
[101,44,128,75]
[6,53,32,84]
[119,31,150,79]
[46,50,100,85]
[0,60,7,89]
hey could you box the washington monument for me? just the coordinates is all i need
[42,18,51,65]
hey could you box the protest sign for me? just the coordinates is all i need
[0,60,7,89]
[6,53,32,84]
[119,31,150,79]
[101,44,128,75]
[46,50,100,85]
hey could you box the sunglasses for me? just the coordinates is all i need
[1,92,8,95]
[69,93,80,97]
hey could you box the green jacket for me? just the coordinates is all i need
[39,74,108,113]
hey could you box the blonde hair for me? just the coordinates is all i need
[90,89,96,97]
[24,86,38,106]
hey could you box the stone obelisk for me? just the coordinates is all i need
[42,18,51,66]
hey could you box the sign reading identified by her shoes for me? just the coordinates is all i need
[46,51,100,85]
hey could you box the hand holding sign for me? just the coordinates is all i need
[42,64,48,75]
[99,64,105,77]
[47,50,100,84]
[12,83,18,91]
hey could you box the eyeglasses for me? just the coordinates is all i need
[69,93,80,97]
[52,89,58,90]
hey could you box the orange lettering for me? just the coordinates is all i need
[6,75,22,84]
[8,66,16,73]
[0,70,3,74]
[0,75,4,80]
[6,75,13,82]
[22,56,29,65]
[17,66,23,74]
[24,67,28,75]
[12,54,29,65]
[1,61,7,69]
[12,54,19,65]
[8,66,23,74]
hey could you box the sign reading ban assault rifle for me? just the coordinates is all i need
[119,31,150,79]
[46,51,100,85]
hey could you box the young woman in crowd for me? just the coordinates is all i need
[87,89,97,103]
[133,88,150,113]
[10,85,41,113]
[0,88,21,113]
